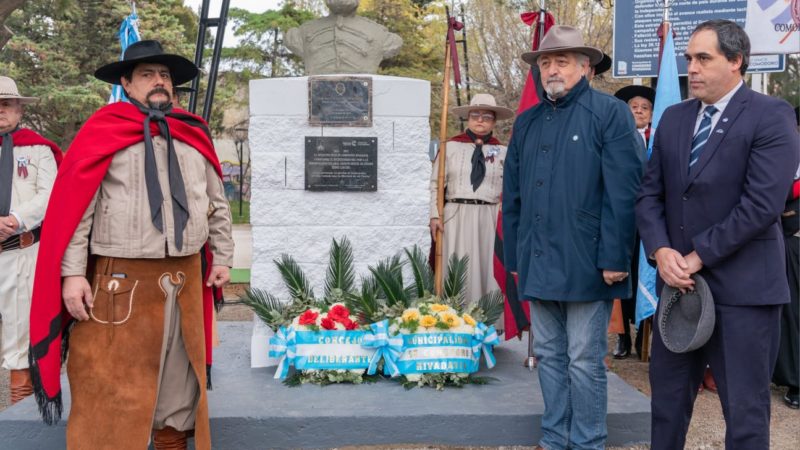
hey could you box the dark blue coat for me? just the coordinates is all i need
[503,78,644,302]
[636,85,799,306]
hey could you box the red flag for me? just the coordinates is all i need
[516,10,555,114]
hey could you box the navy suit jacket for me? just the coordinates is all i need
[636,84,799,306]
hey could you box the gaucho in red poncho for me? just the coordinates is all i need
[29,40,233,450]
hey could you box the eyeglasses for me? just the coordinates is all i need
[468,112,496,122]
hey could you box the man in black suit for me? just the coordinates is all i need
[636,19,799,449]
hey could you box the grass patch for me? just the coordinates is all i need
[230,268,251,284]
[229,200,250,224]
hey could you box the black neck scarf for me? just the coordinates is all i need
[0,126,19,216]
[467,128,492,192]
[130,99,190,251]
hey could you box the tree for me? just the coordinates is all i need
[222,2,318,78]
[0,0,27,50]
[0,0,197,147]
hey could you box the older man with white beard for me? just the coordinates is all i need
[502,26,643,450]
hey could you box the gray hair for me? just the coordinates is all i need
[693,19,750,75]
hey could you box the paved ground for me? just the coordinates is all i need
[232,223,252,269]
[2,295,798,449]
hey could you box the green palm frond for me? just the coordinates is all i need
[369,255,409,308]
[404,245,433,299]
[324,237,356,298]
[345,274,383,324]
[275,254,314,301]
[443,254,469,307]
[476,290,504,326]
[239,288,287,331]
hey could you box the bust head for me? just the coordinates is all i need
[326,0,359,16]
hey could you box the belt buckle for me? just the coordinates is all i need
[18,231,33,249]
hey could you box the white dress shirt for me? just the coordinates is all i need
[693,80,743,135]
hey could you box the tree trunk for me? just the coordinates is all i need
[0,0,27,50]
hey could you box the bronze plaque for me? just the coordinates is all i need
[308,76,372,127]
[305,137,378,191]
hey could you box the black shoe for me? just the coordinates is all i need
[784,388,799,409]
[612,334,631,359]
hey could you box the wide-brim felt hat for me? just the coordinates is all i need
[0,76,38,104]
[594,53,612,76]
[451,93,515,121]
[658,274,715,354]
[521,25,604,67]
[615,85,656,105]
[95,40,199,86]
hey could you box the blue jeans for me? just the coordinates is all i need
[531,299,613,450]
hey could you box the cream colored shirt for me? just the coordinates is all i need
[429,140,507,219]
[61,136,234,276]
[4,144,57,231]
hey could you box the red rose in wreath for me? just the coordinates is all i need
[320,317,338,330]
[298,310,319,326]
[327,304,351,322]
[341,318,359,330]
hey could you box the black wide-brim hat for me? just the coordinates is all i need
[658,274,715,354]
[95,40,198,86]
[614,85,655,105]
[594,53,612,77]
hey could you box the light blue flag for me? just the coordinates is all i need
[635,27,682,327]
[108,8,140,104]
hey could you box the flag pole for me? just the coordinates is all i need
[434,7,455,297]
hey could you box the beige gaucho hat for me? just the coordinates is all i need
[451,93,515,121]
[0,76,38,104]
[521,25,603,66]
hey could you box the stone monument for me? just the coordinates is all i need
[250,0,426,368]
[285,0,403,75]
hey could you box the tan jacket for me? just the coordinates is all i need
[5,144,57,231]
[429,140,507,219]
[61,136,234,276]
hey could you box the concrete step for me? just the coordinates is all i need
[0,322,651,449]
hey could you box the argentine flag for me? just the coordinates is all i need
[635,27,682,326]
[109,9,141,104]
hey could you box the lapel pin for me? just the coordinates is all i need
[572,135,579,141]
[722,117,729,123]
[715,129,724,134]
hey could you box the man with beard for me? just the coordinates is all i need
[0,76,60,405]
[29,40,233,450]
[285,0,402,74]
[503,26,642,450]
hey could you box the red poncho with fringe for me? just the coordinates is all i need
[29,101,222,424]
[0,128,63,166]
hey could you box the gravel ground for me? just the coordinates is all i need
[2,288,798,449]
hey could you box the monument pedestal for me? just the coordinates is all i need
[248,75,431,367]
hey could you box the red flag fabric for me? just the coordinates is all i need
[516,10,555,114]
[447,15,465,86]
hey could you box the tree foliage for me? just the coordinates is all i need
[0,0,197,147]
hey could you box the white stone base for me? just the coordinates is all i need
[248,75,432,367]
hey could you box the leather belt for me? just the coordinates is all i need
[0,227,41,253]
[446,198,496,205]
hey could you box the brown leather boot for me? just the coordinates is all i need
[10,369,33,404]
[152,426,187,450]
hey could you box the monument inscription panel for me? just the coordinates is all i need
[305,137,377,191]
[308,76,372,127]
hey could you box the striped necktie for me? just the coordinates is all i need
[689,105,718,173]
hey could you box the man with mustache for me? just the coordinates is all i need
[637,20,799,449]
[29,40,233,450]
[503,26,642,450]
[0,76,61,405]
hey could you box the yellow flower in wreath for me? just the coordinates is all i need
[420,315,437,328]
[462,313,477,327]
[402,309,420,323]
[440,312,462,328]
[430,303,449,313]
